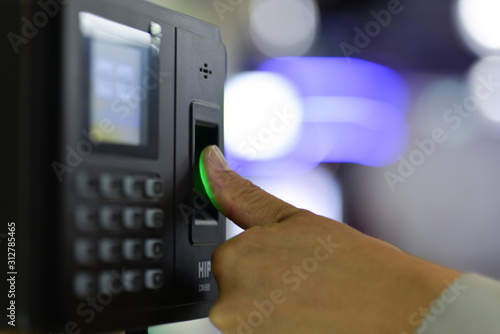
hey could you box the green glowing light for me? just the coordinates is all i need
[199,152,217,205]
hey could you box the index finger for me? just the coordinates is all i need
[199,145,302,229]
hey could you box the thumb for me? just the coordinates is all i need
[200,145,302,229]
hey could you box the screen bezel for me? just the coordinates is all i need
[80,12,160,159]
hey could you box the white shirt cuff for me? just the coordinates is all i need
[417,273,500,334]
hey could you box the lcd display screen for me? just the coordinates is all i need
[89,40,148,146]
[80,11,159,157]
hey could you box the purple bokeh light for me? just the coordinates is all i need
[225,57,410,175]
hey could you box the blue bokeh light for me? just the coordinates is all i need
[258,57,410,110]
[225,57,410,175]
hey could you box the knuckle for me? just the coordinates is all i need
[211,246,228,278]
[230,227,265,254]
[211,230,265,282]
[211,243,225,262]
[209,301,232,331]
[239,224,264,239]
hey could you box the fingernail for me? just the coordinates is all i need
[208,145,231,171]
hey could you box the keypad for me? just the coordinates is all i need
[123,270,143,292]
[74,272,96,299]
[123,208,144,230]
[99,238,122,263]
[145,208,164,229]
[145,239,164,259]
[145,178,164,198]
[123,176,144,198]
[99,206,122,231]
[75,238,98,265]
[99,173,122,199]
[145,269,164,289]
[99,271,123,293]
[75,172,98,198]
[123,239,143,261]
[73,268,166,297]
[75,206,98,232]
[75,171,164,202]
[73,171,166,298]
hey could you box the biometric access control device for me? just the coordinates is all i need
[1,0,226,332]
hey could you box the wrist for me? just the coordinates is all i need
[389,250,462,334]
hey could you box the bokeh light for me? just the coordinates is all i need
[467,56,500,123]
[226,165,344,239]
[249,0,319,57]
[224,72,303,162]
[352,140,500,278]
[250,165,343,221]
[258,57,410,110]
[456,0,500,56]
[301,96,408,166]
[258,57,410,167]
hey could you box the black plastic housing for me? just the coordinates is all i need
[0,0,226,332]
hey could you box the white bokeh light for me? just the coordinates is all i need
[226,165,344,239]
[249,0,319,57]
[224,72,303,161]
[468,56,500,122]
[456,0,500,56]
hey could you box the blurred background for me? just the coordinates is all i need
[146,0,500,332]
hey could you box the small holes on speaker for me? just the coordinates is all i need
[200,63,213,80]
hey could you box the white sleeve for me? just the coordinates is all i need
[417,273,500,334]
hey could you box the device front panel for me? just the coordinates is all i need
[57,3,176,330]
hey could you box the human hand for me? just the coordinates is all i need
[200,145,461,334]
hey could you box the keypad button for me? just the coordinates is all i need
[145,208,164,229]
[123,208,144,230]
[123,239,143,261]
[99,174,122,198]
[75,172,98,198]
[99,207,122,231]
[123,176,144,198]
[144,269,164,290]
[99,239,121,263]
[99,271,123,294]
[123,270,143,292]
[145,178,164,198]
[74,239,97,265]
[75,206,98,232]
[145,239,164,259]
[74,272,96,299]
